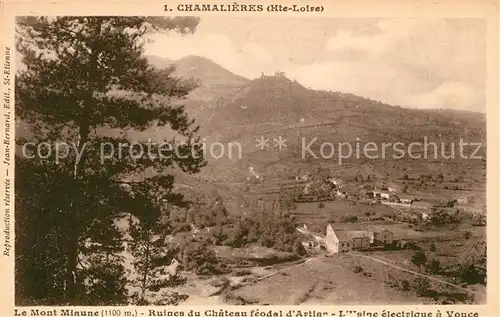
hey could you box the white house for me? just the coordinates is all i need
[373,190,391,200]
[454,196,468,204]
[325,225,352,254]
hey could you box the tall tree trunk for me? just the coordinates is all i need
[67,23,99,301]
[65,232,79,303]
[66,124,89,304]
[140,242,151,303]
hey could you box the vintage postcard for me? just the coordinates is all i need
[0,1,498,316]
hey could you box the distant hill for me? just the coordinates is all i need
[185,68,486,184]
[173,55,248,87]
[145,55,174,69]
[200,72,486,142]
[146,55,249,107]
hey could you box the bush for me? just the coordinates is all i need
[412,277,431,296]
[454,263,484,285]
[293,240,307,257]
[430,209,460,225]
[318,202,325,209]
[182,242,224,276]
[210,277,231,289]
[411,251,427,270]
[341,216,358,223]
[226,212,301,253]
[233,269,252,277]
[429,243,437,252]
[426,258,441,275]
[353,266,363,273]
[405,242,422,250]
[400,279,410,291]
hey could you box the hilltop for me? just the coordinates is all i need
[146,55,249,106]
[179,67,486,184]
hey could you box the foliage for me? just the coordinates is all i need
[411,251,427,270]
[293,240,307,256]
[182,241,224,276]
[80,216,128,305]
[471,241,487,267]
[472,214,486,226]
[452,263,485,285]
[212,223,229,246]
[412,277,431,297]
[186,195,229,229]
[258,212,301,253]
[429,209,460,225]
[399,279,410,291]
[446,199,458,208]
[426,258,441,275]
[278,194,297,212]
[80,255,129,305]
[341,215,358,223]
[15,16,203,305]
[233,269,252,277]
[128,218,186,305]
[224,210,303,255]
[148,291,189,306]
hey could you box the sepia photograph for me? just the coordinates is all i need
[5,9,491,310]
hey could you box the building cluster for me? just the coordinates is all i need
[367,190,414,205]
[324,224,394,254]
[296,175,417,205]
[297,223,396,254]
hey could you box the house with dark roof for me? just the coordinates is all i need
[346,230,371,249]
[368,226,394,245]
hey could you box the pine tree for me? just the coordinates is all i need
[80,215,128,305]
[15,16,204,305]
[128,217,186,305]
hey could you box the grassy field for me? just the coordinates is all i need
[292,200,395,232]
[347,253,484,304]
[226,255,425,305]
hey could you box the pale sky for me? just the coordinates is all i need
[145,17,486,113]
